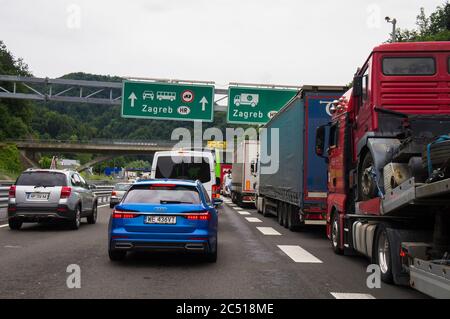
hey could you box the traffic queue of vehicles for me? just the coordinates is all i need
[4,41,449,297]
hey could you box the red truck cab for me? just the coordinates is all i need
[315,42,450,291]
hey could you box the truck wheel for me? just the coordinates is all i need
[282,203,289,228]
[277,203,283,225]
[359,152,378,201]
[375,224,393,283]
[262,199,270,217]
[331,212,343,254]
[287,205,300,231]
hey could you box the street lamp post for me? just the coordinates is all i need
[385,16,397,42]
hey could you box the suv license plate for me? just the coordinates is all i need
[28,193,50,200]
[145,216,176,224]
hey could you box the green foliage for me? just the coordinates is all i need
[38,156,52,169]
[125,160,151,169]
[0,144,22,174]
[391,2,450,42]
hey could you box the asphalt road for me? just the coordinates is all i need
[0,200,427,299]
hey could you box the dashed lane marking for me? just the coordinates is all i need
[330,292,376,299]
[245,217,262,223]
[256,227,281,235]
[98,204,110,208]
[237,211,251,215]
[277,245,323,263]
[0,224,8,228]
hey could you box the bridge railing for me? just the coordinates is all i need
[5,138,180,147]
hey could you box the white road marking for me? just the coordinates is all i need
[237,211,251,215]
[234,207,244,211]
[245,217,262,223]
[277,245,323,263]
[256,227,281,235]
[330,292,375,299]
[0,224,8,228]
[98,204,110,208]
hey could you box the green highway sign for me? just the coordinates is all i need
[122,80,215,122]
[227,86,298,124]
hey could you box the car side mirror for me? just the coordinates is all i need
[315,125,326,157]
[353,75,363,97]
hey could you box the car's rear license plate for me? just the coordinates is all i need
[145,215,176,224]
[28,193,50,200]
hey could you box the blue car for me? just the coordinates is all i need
[108,179,220,262]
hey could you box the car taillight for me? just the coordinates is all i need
[111,191,117,196]
[8,185,16,198]
[212,184,220,199]
[60,186,72,199]
[186,211,210,221]
[112,209,140,219]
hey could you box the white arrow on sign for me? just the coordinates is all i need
[199,96,208,111]
[128,92,137,107]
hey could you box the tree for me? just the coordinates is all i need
[391,1,450,42]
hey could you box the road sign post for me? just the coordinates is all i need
[227,86,298,124]
[122,81,215,122]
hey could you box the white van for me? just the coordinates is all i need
[151,150,217,199]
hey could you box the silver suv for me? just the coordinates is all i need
[8,169,98,230]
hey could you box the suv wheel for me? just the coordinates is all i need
[109,249,126,261]
[70,206,82,230]
[205,240,217,263]
[8,218,23,230]
[87,203,97,224]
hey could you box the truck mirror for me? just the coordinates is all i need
[353,75,363,97]
[315,126,326,157]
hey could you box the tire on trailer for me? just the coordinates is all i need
[358,151,378,201]
[282,203,289,228]
[277,202,283,225]
[262,198,270,217]
[287,204,300,231]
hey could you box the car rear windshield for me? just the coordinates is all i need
[122,185,201,204]
[114,184,132,191]
[16,172,67,187]
[382,57,435,75]
[155,156,212,183]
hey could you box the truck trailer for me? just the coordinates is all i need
[315,42,450,298]
[256,86,347,229]
[231,140,259,207]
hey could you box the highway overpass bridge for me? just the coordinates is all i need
[3,139,178,172]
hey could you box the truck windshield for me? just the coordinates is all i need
[16,172,67,187]
[155,156,212,183]
[122,185,201,204]
[382,57,435,76]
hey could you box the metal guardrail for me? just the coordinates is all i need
[0,186,9,208]
[0,184,115,209]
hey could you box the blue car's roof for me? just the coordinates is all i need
[134,179,198,187]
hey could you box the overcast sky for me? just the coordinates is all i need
[0,0,445,87]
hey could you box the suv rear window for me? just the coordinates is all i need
[155,156,212,183]
[382,57,435,75]
[16,172,67,187]
[122,185,201,204]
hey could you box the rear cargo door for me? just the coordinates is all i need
[303,93,342,203]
